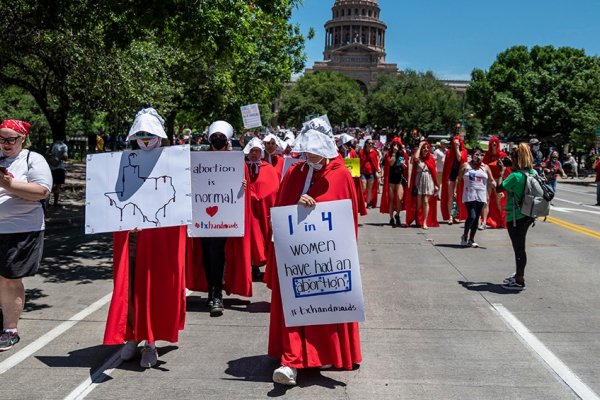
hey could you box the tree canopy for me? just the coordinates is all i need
[467,45,600,147]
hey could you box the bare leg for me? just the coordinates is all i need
[447,181,456,221]
[388,185,395,220]
[366,179,374,207]
[360,177,367,206]
[422,195,430,228]
[0,277,24,330]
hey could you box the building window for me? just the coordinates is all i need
[362,9,366,16]
[368,10,372,17]
[355,8,358,15]
[341,9,344,16]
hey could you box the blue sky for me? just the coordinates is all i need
[290,0,600,80]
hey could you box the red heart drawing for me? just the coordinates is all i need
[194,223,200,228]
[206,206,219,217]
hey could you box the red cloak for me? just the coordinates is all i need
[358,148,380,208]
[441,135,468,221]
[340,147,367,216]
[265,157,362,370]
[404,142,440,227]
[379,137,409,214]
[185,164,253,297]
[483,136,510,228]
[247,160,280,266]
[265,153,284,180]
[104,226,187,345]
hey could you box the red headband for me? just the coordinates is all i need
[0,120,31,136]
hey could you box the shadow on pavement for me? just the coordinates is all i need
[24,287,51,312]
[186,296,270,314]
[436,244,488,249]
[458,280,522,294]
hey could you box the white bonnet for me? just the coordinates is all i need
[208,120,234,140]
[127,107,167,140]
[292,115,338,159]
[243,137,265,157]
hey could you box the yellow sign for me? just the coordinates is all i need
[344,158,360,178]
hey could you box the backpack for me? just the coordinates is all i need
[46,143,61,168]
[515,170,555,221]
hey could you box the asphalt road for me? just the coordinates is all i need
[1,180,599,400]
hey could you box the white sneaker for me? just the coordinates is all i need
[120,341,138,361]
[140,344,158,368]
[503,273,516,284]
[460,236,468,247]
[273,365,297,386]
[467,239,479,248]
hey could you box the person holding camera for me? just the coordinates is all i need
[380,137,409,227]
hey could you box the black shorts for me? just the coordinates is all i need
[0,231,45,279]
[51,168,66,185]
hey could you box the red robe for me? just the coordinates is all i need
[441,135,468,221]
[340,147,367,216]
[104,226,187,345]
[265,157,362,370]
[247,161,279,266]
[483,136,510,228]
[265,153,284,180]
[358,148,380,208]
[405,145,440,228]
[185,165,253,297]
[379,138,409,215]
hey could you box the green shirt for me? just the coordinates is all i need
[502,169,535,222]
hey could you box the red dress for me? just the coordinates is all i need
[483,136,510,228]
[247,161,280,266]
[441,135,468,221]
[265,153,284,180]
[185,165,253,297]
[358,148,380,208]
[379,138,409,215]
[404,144,440,228]
[104,226,187,345]
[265,157,362,370]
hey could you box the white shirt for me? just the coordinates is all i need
[462,163,488,203]
[433,148,446,172]
[0,149,53,233]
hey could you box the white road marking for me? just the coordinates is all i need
[492,303,600,400]
[551,205,600,215]
[0,292,113,375]
[554,196,599,209]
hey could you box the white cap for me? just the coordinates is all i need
[292,115,338,159]
[336,133,354,146]
[208,120,234,139]
[127,108,167,140]
[243,137,265,157]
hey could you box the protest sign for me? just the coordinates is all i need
[188,151,245,237]
[281,157,304,181]
[85,145,192,234]
[343,158,360,178]
[271,199,365,327]
[241,104,262,129]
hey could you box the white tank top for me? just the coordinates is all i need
[462,163,488,203]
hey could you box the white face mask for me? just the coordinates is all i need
[307,157,324,171]
[136,136,161,151]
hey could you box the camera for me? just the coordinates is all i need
[499,156,512,167]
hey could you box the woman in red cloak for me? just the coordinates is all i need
[263,133,285,179]
[244,137,280,276]
[338,134,367,216]
[185,121,253,316]
[358,139,380,209]
[379,137,409,226]
[266,117,361,386]
[481,136,510,228]
[441,135,468,224]
[405,140,439,228]
[104,108,187,369]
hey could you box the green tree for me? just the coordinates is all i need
[467,45,600,147]
[367,71,462,136]
[277,71,366,127]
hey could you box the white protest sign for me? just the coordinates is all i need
[379,136,387,146]
[85,145,192,234]
[241,103,262,129]
[271,199,365,327]
[188,151,245,237]
[281,157,304,181]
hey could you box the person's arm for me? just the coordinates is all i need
[0,173,50,201]
[485,165,497,188]
[452,139,462,160]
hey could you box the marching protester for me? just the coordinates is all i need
[266,117,361,386]
[0,120,52,351]
[456,147,496,247]
[405,140,439,229]
[433,139,448,185]
[496,143,536,291]
[380,137,408,227]
[263,133,285,179]
[243,137,280,279]
[481,136,509,229]
[542,150,567,192]
[358,138,380,209]
[441,135,468,224]
[103,108,188,368]
[185,121,252,315]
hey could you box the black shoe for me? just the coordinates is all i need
[210,297,224,315]
[389,218,395,227]
[395,215,401,226]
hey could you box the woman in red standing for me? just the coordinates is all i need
[481,136,510,229]
[358,139,380,209]
[266,117,361,386]
[338,134,367,216]
[441,135,468,224]
[380,137,409,226]
[405,140,439,229]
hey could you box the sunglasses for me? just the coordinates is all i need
[365,142,373,145]
[0,136,21,145]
